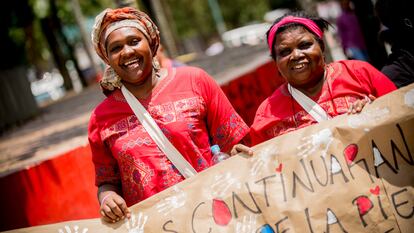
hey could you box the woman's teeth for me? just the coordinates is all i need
[123,59,139,66]
[293,64,305,69]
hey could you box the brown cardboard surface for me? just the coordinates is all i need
[5,84,414,233]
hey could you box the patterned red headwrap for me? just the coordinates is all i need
[92,7,160,63]
[91,7,160,93]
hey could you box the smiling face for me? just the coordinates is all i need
[105,27,153,86]
[274,26,325,90]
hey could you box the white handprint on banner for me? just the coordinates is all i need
[235,214,257,233]
[405,89,414,108]
[156,186,187,216]
[58,225,88,233]
[210,172,241,198]
[297,129,333,158]
[347,107,390,132]
[250,147,277,176]
[125,212,148,233]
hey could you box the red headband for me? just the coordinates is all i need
[267,16,323,53]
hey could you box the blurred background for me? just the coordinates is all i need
[0,0,392,231]
[0,0,389,131]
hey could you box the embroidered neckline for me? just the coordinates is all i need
[111,67,177,106]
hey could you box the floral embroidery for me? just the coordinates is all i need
[150,97,204,123]
[121,136,152,151]
[159,159,183,188]
[117,151,155,205]
[100,115,140,143]
[132,169,141,183]
[94,82,248,205]
[214,113,247,151]
[267,95,362,137]
[196,156,209,170]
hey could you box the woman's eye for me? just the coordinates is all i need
[278,49,290,57]
[109,45,121,53]
[130,38,140,45]
[299,42,312,49]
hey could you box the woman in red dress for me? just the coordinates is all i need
[89,7,249,223]
[231,11,396,154]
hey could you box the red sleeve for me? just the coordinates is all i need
[195,69,249,152]
[250,125,267,146]
[88,111,121,187]
[249,99,272,146]
[352,61,397,97]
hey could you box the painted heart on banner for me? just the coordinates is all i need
[275,163,283,173]
[212,198,232,226]
[355,196,373,215]
[370,185,380,195]
[344,144,358,164]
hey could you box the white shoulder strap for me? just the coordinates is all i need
[288,84,331,123]
[121,85,197,178]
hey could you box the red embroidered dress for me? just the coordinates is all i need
[250,60,397,145]
[88,66,249,206]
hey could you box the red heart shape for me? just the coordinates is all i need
[344,144,358,164]
[276,163,283,173]
[370,185,380,195]
[212,198,232,226]
[356,196,373,215]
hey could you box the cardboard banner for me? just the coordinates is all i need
[7,84,414,232]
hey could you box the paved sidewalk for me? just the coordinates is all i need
[0,44,270,177]
[0,85,104,177]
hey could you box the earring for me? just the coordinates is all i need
[153,57,161,70]
[100,67,122,91]
[152,57,161,78]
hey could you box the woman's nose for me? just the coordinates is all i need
[122,45,134,56]
[291,48,304,58]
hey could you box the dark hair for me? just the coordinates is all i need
[266,11,330,60]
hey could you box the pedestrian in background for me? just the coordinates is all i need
[375,0,414,88]
[336,0,369,61]
[89,7,249,223]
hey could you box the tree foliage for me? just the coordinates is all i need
[220,0,270,29]
[164,0,214,39]
[0,1,34,69]
[165,0,271,40]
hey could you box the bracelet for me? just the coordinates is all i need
[100,194,112,206]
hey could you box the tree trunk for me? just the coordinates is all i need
[71,0,101,86]
[40,17,73,91]
[148,0,179,57]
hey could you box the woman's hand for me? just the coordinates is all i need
[98,186,131,223]
[347,95,376,114]
[230,144,253,156]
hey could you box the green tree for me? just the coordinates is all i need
[164,0,270,52]
[0,1,34,69]
[165,0,215,39]
[220,0,270,29]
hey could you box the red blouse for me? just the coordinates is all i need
[88,66,249,206]
[250,60,397,145]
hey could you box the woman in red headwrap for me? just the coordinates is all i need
[231,11,396,154]
[89,7,249,222]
